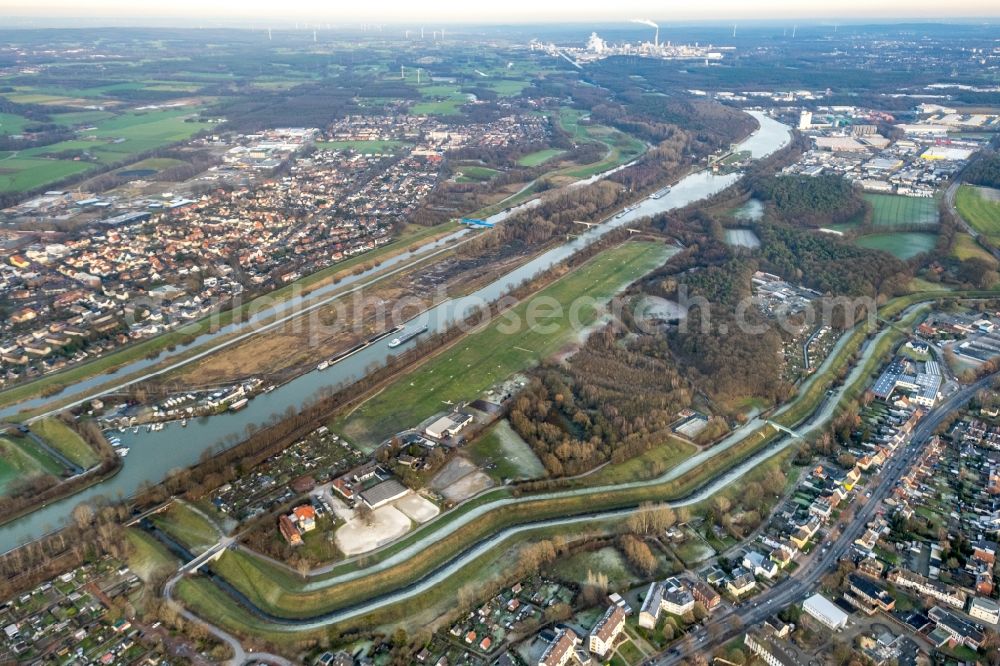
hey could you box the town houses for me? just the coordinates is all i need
[0,110,552,388]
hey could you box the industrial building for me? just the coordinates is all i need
[803,594,849,630]
[871,357,942,407]
[425,412,474,440]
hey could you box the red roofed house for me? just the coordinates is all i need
[279,515,302,546]
[293,505,317,532]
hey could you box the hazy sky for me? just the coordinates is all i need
[3,0,999,23]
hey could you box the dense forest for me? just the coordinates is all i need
[750,174,868,227]
[757,223,910,301]
[510,323,692,476]
[648,249,793,408]
[964,152,1000,189]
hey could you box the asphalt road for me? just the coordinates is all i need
[647,371,998,665]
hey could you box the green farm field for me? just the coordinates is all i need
[335,241,673,449]
[863,193,939,228]
[0,112,31,135]
[0,108,209,193]
[854,231,937,259]
[956,185,1000,243]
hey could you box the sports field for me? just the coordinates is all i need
[516,148,565,167]
[854,232,937,259]
[455,166,500,183]
[863,193,939,228]
[956,185,1000,243]
[335,241,673,449]
[315,140,412,154]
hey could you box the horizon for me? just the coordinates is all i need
[0,16,997,32]
[1,0,999,28]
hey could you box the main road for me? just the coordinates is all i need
[646,370,998,665]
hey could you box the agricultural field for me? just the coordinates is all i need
[411,83,471,116]
[486,79,531,96]
[854,231,937,259]
[863,193,939,228]
[956,185,1000,243]
[0,157,93,193]
[0,107,210,193]
[0,112,31,135]
[335,241,673,449]
[30,417,99,469]
[50,110,116,127]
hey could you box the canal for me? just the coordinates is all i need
[0,111,790,553]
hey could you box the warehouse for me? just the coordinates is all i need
[803,594,849,630]
[425,412,474,440]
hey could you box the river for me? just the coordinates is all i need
[0,111,790,553]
